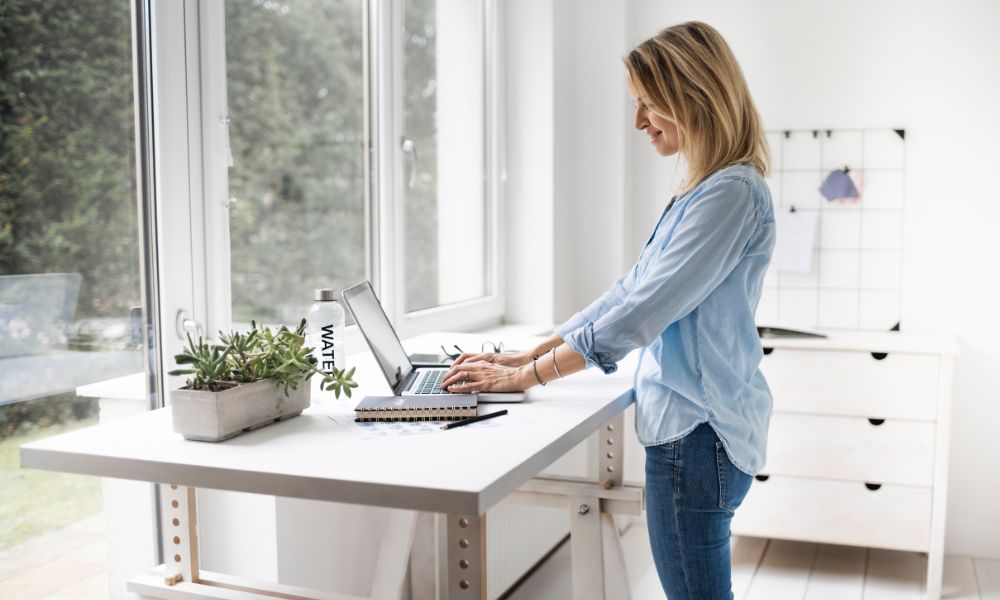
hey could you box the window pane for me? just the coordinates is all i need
[403,0,488,312]
[0,0,148,591]
[226,0,366,325]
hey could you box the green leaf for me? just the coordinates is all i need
[169,314,358,398]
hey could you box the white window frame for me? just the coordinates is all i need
[154,0,506,354]
[379,0,507,338]
[151,0,210,382]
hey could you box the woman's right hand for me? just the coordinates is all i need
[450,350,532,369]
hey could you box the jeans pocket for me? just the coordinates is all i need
[716,441,752,513]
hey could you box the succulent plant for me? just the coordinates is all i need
[168,319,358,398]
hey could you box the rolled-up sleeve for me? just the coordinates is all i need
[563,177,760,373]
[555,270,632,341]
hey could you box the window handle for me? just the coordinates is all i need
[220,113,234,168]
[401,138,418,188]
[175,309,204,342]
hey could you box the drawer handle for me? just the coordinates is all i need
[865,482,882,491]
[868,418,885,426]
[870,352,888,360]
[755,474,770,482]
[762,347,774,356]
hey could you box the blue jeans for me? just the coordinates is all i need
[644,422,753,600]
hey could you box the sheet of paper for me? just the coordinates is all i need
[774,210,818,274]
[327,411,524,440]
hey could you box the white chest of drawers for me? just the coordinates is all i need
[730,331,958,599]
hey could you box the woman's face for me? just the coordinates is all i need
[627,77,680,157]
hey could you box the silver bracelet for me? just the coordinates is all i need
[532,355,547,386]
[551,349,563,379]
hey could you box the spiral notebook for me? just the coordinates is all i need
[354,394,477,422]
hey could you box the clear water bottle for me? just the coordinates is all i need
[307,289,346,380]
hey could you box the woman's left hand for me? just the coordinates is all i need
[442,360,530,393]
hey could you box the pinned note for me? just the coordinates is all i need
[820,168,860,202]
[774,209,818,274]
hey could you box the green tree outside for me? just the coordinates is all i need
[0,0,139,318]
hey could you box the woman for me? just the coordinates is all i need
[443,21,774,599]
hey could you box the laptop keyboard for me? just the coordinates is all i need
[412,370,448,394]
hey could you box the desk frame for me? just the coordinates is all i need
[126,413,643,600]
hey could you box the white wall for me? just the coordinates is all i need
[505,0,629,325]
[504,0,556,325]
[514,0,1000,558]
[552,0,628,323]
[436,0,486,305]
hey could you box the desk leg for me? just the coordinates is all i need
[160,484,199,585]
[567,413,631,599]
[568,503,631,600]
[599,414,630,598]
[599,512,630,599]
[443,513,486,600]
[599,414,624,490]
[570,494,605,599]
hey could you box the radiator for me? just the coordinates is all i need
[485,502,568,599]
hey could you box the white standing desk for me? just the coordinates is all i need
[20,332,642,600]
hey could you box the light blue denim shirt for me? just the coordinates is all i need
[555,163,775,475]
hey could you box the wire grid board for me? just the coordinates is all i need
[757,128,906,331]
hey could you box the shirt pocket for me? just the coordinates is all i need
[635,228,670,280]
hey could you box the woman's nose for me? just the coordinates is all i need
[634,107,647,131]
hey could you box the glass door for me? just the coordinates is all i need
[0,0,161,593]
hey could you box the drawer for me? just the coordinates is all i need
[765,413,936,486]
[761,349,939,421]
[731,475,931,552]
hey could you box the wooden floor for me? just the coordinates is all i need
[4,513,999,599]
[507,519,1000,600]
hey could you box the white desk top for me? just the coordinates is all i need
[22,333,635,516]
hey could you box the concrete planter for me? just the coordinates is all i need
[170,379,311,442]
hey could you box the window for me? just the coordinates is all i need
[148,0,504,581]
[401,0,489,313]
[175,0,503,339]
[0,0,157,591]
[224,0,368,326]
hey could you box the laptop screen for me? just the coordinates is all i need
[342,281,413,390]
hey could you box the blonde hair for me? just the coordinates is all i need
[625,21,769,195]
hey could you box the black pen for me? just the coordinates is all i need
[441,409,508,430]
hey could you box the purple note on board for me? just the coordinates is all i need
[819,169,859,201]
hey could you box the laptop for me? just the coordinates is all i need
[342,281,525,403]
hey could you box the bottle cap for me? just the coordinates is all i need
[314,289,339,301]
